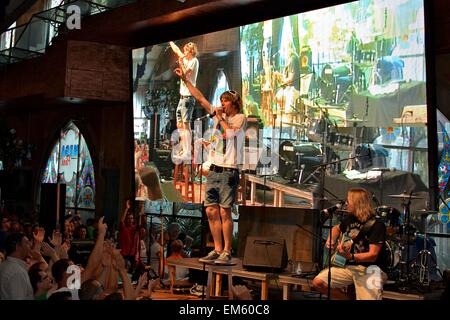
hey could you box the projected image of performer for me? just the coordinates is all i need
[275,43,301,131]
[169,41,199,159]
[174,67,246,265]
[312,188,388,300]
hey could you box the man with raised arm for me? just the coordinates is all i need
[174,67,246,265]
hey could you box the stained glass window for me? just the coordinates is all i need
[39,121,95,220]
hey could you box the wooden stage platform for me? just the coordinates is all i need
[166,258,428,300]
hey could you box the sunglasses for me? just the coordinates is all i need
[227,90,237,96]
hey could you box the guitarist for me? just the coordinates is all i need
[312,188,388,300]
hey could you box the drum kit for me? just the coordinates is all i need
[377,192,441,288]
[274,99,370,184]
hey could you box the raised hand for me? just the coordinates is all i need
[174,68,186,80]
[113,249,126,271]
[98,216,107,236]
[57,240,71,259]
[41,241,57,258]
[49,230,63,247]
[33,227,45,243]
[29,248,43,262]
[102,240,115,268]
[137,272,148,290]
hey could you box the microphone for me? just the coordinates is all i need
[196,111,216,121]
[321,200,346,215]
[371,167,396,172]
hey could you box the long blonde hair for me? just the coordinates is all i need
[348,188,375,223]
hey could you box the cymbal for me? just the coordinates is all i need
[388,192,424,200]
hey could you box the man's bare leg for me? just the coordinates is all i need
[206,205,223,252]
[180,121,192,158]
[220,207,233,253]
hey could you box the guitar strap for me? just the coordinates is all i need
[360,218,377,235]
[343,217,376,236]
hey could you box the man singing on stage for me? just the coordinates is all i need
[174,67,246,265]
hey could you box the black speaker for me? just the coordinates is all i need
[39,183,66,235]
[237,207,320,264]
[68,240,95,267]
[243,236,288,272]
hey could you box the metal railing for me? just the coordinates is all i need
[0,0,135,65]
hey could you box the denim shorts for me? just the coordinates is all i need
[176,96,195,123]
[204,169,239,208]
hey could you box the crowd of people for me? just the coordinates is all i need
[0,200,195,300]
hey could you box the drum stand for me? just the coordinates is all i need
[412,213,443,287]
[396,194,416,288]
[292,149,305,184]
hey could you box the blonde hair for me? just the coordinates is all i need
[140,167,163,200]
[184,42,198,57]
[348,188,375,223]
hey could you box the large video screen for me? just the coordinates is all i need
[132,0,428,210]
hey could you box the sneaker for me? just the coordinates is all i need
[198,250,220,263]
[214,251,232,265]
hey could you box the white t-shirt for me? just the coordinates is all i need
[210,113,246,169]
[149,242,162,273]
[180,57,199,96]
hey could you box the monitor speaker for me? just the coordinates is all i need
[243,236,288,272]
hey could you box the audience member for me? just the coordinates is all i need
[50,258,80,300]
[119,202,138,271]
[75,225,88,240]
[166,240,190,289]
[0,232,34,299]
[166,222,186,258]
[149,233,162,275]
[136,226,148,266]
[28,266,53,300]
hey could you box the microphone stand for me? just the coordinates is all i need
[327,210,333,300]
[314,154,354,300]
[158,200,165,278]
[405,192,413,283]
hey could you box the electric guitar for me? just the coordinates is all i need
[323,232,353,268]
